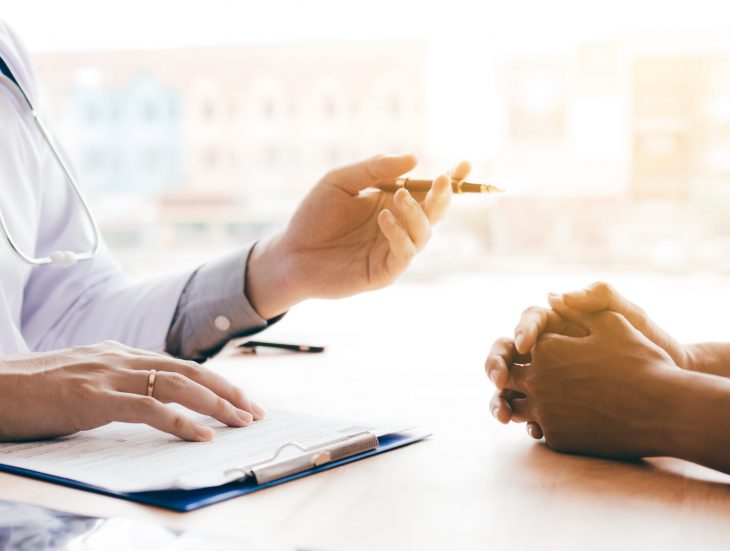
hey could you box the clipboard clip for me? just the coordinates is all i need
[225,431,379,484]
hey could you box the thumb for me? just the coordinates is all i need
[562,281,649,332]
[547,293,597,334]
[323,153,417,195]
[560,282,614,312]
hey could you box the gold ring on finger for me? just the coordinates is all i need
[146,369,157,398]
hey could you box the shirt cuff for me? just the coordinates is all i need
[166,244,282,361]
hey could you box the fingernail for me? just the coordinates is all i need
[237,409,253,424]
[402,191,417,208]
[526,425,535,438]
[514,332,525,352]
[195,425,214,440]
[491,406,500,419]
[252,402,266,420]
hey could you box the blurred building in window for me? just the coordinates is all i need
[483,30,730,272]
[33,41,428,257]
[29,30,730,275]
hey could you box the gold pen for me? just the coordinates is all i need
[375,177,504,194]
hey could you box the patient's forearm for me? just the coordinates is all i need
[662,369,730,474]
[686,343,730,378]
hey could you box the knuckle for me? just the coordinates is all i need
[322,168,337,183]
[520,372,538,394]
[601,311,628,329]
[172,415,187,432]
[366,155,385,180]
[136,396,158,414]
[82,360,116,378]
[215,396,229,414]
[178,360,202,378]
[591,281,613,298]
[534,335,559,358]
[167,372,188,389]
[100,339,124,349]
[631,305,649,326]
[488,340,512,360]
[543,430,569,453]
[493,336,512,349]
[521,306,545,323]
[231,386,248,406]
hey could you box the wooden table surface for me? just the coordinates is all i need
[2,276,730,550]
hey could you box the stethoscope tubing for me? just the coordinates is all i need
[0,54,101,267]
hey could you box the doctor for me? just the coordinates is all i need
[0,22,467,442]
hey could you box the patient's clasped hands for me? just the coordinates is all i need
[485,282,730,473]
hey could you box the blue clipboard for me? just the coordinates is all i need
[0,432,426,512]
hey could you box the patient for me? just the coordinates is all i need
[484,282,730,474]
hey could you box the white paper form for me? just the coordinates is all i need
[0,410,401,493]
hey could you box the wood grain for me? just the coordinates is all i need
[2,278,729,550]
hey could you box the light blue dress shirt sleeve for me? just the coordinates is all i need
[166,244,282,361]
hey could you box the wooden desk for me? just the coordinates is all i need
[2,277,730,550]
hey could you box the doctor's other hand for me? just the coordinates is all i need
[245,154,469,319]
[0,341,263,442]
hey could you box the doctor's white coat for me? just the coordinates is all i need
[0,22,193,355]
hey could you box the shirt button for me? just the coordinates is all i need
[214,315,231,331]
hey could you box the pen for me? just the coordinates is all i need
[238,340,326,354]
[375,177,504,194]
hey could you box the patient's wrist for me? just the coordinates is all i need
[658,369,730,467]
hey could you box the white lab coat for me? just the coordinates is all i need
[0,22,193,355]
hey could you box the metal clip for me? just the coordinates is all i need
[224,431,379,485]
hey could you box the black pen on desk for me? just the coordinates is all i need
[374,177,504,194]
[238,340,326,354]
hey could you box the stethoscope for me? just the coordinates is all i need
[0,54,100,268]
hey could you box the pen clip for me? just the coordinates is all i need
[224,431,378,484]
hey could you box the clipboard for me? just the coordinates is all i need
[0,430,428,512]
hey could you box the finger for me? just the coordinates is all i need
[507,395,534,424]
[562,282,650,335]
[377,209,417,267]
[324,153,417,195]
[506,362,530,392]
[122,356,261,420]
[448,159,472,182]
[485,338,520,389]
[547,294,597,333]
[489,388,524,424]
[392,188,432,250]
[110,393,215,442]
[148,371,253,428]
[561,281,622,312]
[490,390,512,424]
[514,306,559,354]
[423,173,452,224]
[526,422,543,440]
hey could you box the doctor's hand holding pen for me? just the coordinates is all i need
[244,154,470,319]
